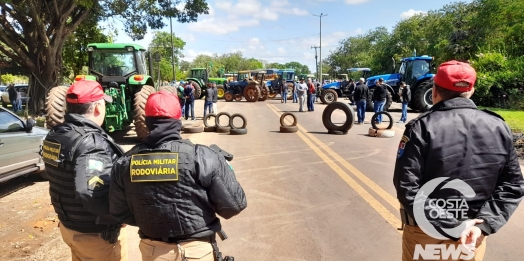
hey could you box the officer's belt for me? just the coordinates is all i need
[148,236,209,244]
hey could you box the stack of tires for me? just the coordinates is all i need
[203,112,247,135]
[279,112,298,133]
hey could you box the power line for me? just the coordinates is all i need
[178,34,317,43]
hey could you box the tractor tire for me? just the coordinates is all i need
[217,85,225,99]
[133,85,155,140]
[229,113,247,129]
[328,130,348,135]
[280,112,297,127]
[368,127,396,138]
[258,84,269,101]
[412,81,433,112]
[366,90,374,112]
[371,111,394,130]
[320,89,338,105]
[322,102,355,133]
[268,92,277,99]
[230,128,247,135]
[188,81,202,100]
[280,125,298,133]
[159,85,175,94]
[203,113,217,127]
[224,92,234,102]
[45,86,69,129]
[383,90,393,111]
[287,84,294,100]
[243,84,259,102]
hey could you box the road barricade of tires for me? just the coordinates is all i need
[279,112,298,133]
[368,111,395,138]
[322,102,354,134]
[229,113,247,135]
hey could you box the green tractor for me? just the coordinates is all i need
[186,68,227,99]
[45,43,160,140]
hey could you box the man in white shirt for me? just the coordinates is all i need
[296,77,308,112]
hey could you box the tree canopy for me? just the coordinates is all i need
[0,0,209,111]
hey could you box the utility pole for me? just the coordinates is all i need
[311,46,319,80]
[170,17,176,82]
[313,13,327,85]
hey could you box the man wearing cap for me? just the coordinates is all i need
[109,91,247,261]
[43,80,127,260]
[296,77,308,112]
[393,60,524,261]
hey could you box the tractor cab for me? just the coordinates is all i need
[397,56,433,87]
[189,68,210,83]
[336,74,349,82]
[348,68,371,80]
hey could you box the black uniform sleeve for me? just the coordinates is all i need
[109,156,137,226]
[393,122,427,219]
[475,128,524,235]
[195,145,247,219]
[73,134,116,221]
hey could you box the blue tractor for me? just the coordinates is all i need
[319,68,371,104]
[267,69,296,100]
[366,55,435,112]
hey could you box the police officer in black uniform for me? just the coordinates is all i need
[393,61,524,261]
[109,91,247,261]
[42,80,127,260]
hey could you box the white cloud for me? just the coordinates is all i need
[182,49,213,61]
[277,47,286,54]
[345,0,370,5]
[400,9,427,19]
[188,17,260,34]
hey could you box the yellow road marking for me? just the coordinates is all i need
[266,104,402,233]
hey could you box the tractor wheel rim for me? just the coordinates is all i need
[218,89,224,97]
[326,93,335,102]
[424,88,433,106]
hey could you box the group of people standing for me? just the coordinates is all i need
[352,78,411,124]
[176,81,218,121]
[279,77,317,112]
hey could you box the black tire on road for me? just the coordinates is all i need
[243,83,259,102]
[224,92,234,102]
[280,112,297,127]
[215,112,231,127]
[203,113,217,127]
[280,125,298,133]
[371,111,394,130]
[183,125,204,133]
[216,126,231,133]
[328,130,348,135]
[383,90,393,111]
[133,85,156,140]
[320,89,338,104]
[204,126,217,132]
[230,128,247,135]
[45,86,69,129]
[322,102,355,132]
[229,113,247,129]
[412,80,433,112]
[366,90,374,112]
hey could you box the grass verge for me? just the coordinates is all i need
[480,107,524,133]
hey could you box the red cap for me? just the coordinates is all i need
[145,91,181,119]
[433,60,476,92]
[67,80,112,103]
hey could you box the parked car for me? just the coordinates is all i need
[1,84,30,107]
[0,86,6,99]
[0,107,48,182]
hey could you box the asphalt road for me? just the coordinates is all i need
[119,97,523,261]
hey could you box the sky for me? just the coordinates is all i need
[108,0,468,72]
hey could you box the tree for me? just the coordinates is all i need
[0,0,209,112]
[149,31,186,82]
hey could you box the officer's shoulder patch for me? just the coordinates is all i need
[42,140,61,167]
[481,109,505,121]
[130,153,179,182]
[397,135,410,159]
[88,159,104,171]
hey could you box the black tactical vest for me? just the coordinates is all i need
[44,124,121,233]
[124,139,221,240]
